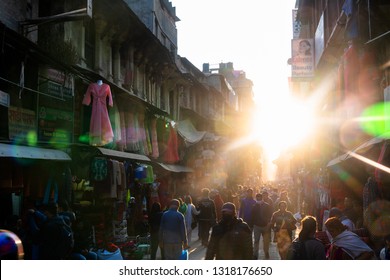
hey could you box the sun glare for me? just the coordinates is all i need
[252,97,316,164]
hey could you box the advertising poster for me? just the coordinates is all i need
[291,38,314,79]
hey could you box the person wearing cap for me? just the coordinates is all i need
[205,202,253,260]
[159,199,189,260]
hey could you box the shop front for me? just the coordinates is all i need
[0,143,72,259]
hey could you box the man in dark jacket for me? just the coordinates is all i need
[197,188,217,247]
[205,202,253,260]
[250,193,273,259]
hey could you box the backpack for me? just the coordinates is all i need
[287,239,309,260]
[198,199,215,221]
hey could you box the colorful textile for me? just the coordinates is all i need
[82,83,114,146]
[164,124,179,163]
[150,118,159,158]
[109,102,122,145]
[125,111,139,152]
[331,230,373,259]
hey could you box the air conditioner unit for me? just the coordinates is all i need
[384,86,390,131]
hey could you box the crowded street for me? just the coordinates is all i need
[1,0,390,267]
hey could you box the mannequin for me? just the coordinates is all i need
[82,81,114,146]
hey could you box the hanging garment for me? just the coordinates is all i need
[111,160,121,199]
[118,107,127,151]
[342,0,359,40]
[82,82,114,146]
[150,118,159,158]
[363,177,381,212]
[145,118,153,156]
[164,124,179,163]
[141,165,154,184]
[118,162,126,202]
[138,113,149,155]
[91,157,108,182]
[358,49,381,106]
[109,102,122,146]
[43,177,59,204]
[125,111,139,152]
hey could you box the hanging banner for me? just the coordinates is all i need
[291,38,314,79]
[292,9,301,39]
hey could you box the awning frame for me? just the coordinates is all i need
[155,162,193,173]
[327,134,389,168]
[0,143,71,161]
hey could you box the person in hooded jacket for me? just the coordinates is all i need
[205,202,253,260]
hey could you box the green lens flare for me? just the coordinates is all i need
[360,102,389,136]
[26,131,37,146]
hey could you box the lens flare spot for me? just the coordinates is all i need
[49,129,70,148]
[26,131,37,146]
[360,102,388,137]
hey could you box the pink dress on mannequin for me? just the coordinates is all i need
[82,81,114,146]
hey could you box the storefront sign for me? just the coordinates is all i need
[8,107,36,140]
[37,67,74,143]
[291,38,315,78]
[0,90,10,107]
[38,106,73,143]
[39,79,73,99]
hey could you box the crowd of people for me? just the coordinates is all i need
[1,183,389,260]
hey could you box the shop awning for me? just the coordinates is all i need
[203,132,222,142]
[176,119,206,145]
[326,135,389,168]
[97,147,151,162]
[157,163,193,173]
[0,143,71,161]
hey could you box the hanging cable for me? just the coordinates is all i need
[0,75,66,101]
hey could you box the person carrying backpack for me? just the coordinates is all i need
[287,215,326,260]
[197,188,217,247]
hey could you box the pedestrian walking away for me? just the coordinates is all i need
[159,199,189,260]
[197,188,217,247]
[287,215,326,260]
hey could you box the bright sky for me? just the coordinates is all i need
[173,0,301,181]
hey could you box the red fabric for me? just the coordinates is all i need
[374,142,387,197]
[163,124,179,163]
[358,49,381,106]
[82,83,114,146]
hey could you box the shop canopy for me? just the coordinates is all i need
[0,143,71,161]
[96,147,151,162]
[176,119,206,146]
[156,162,193,173]
[326,135,389,168]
